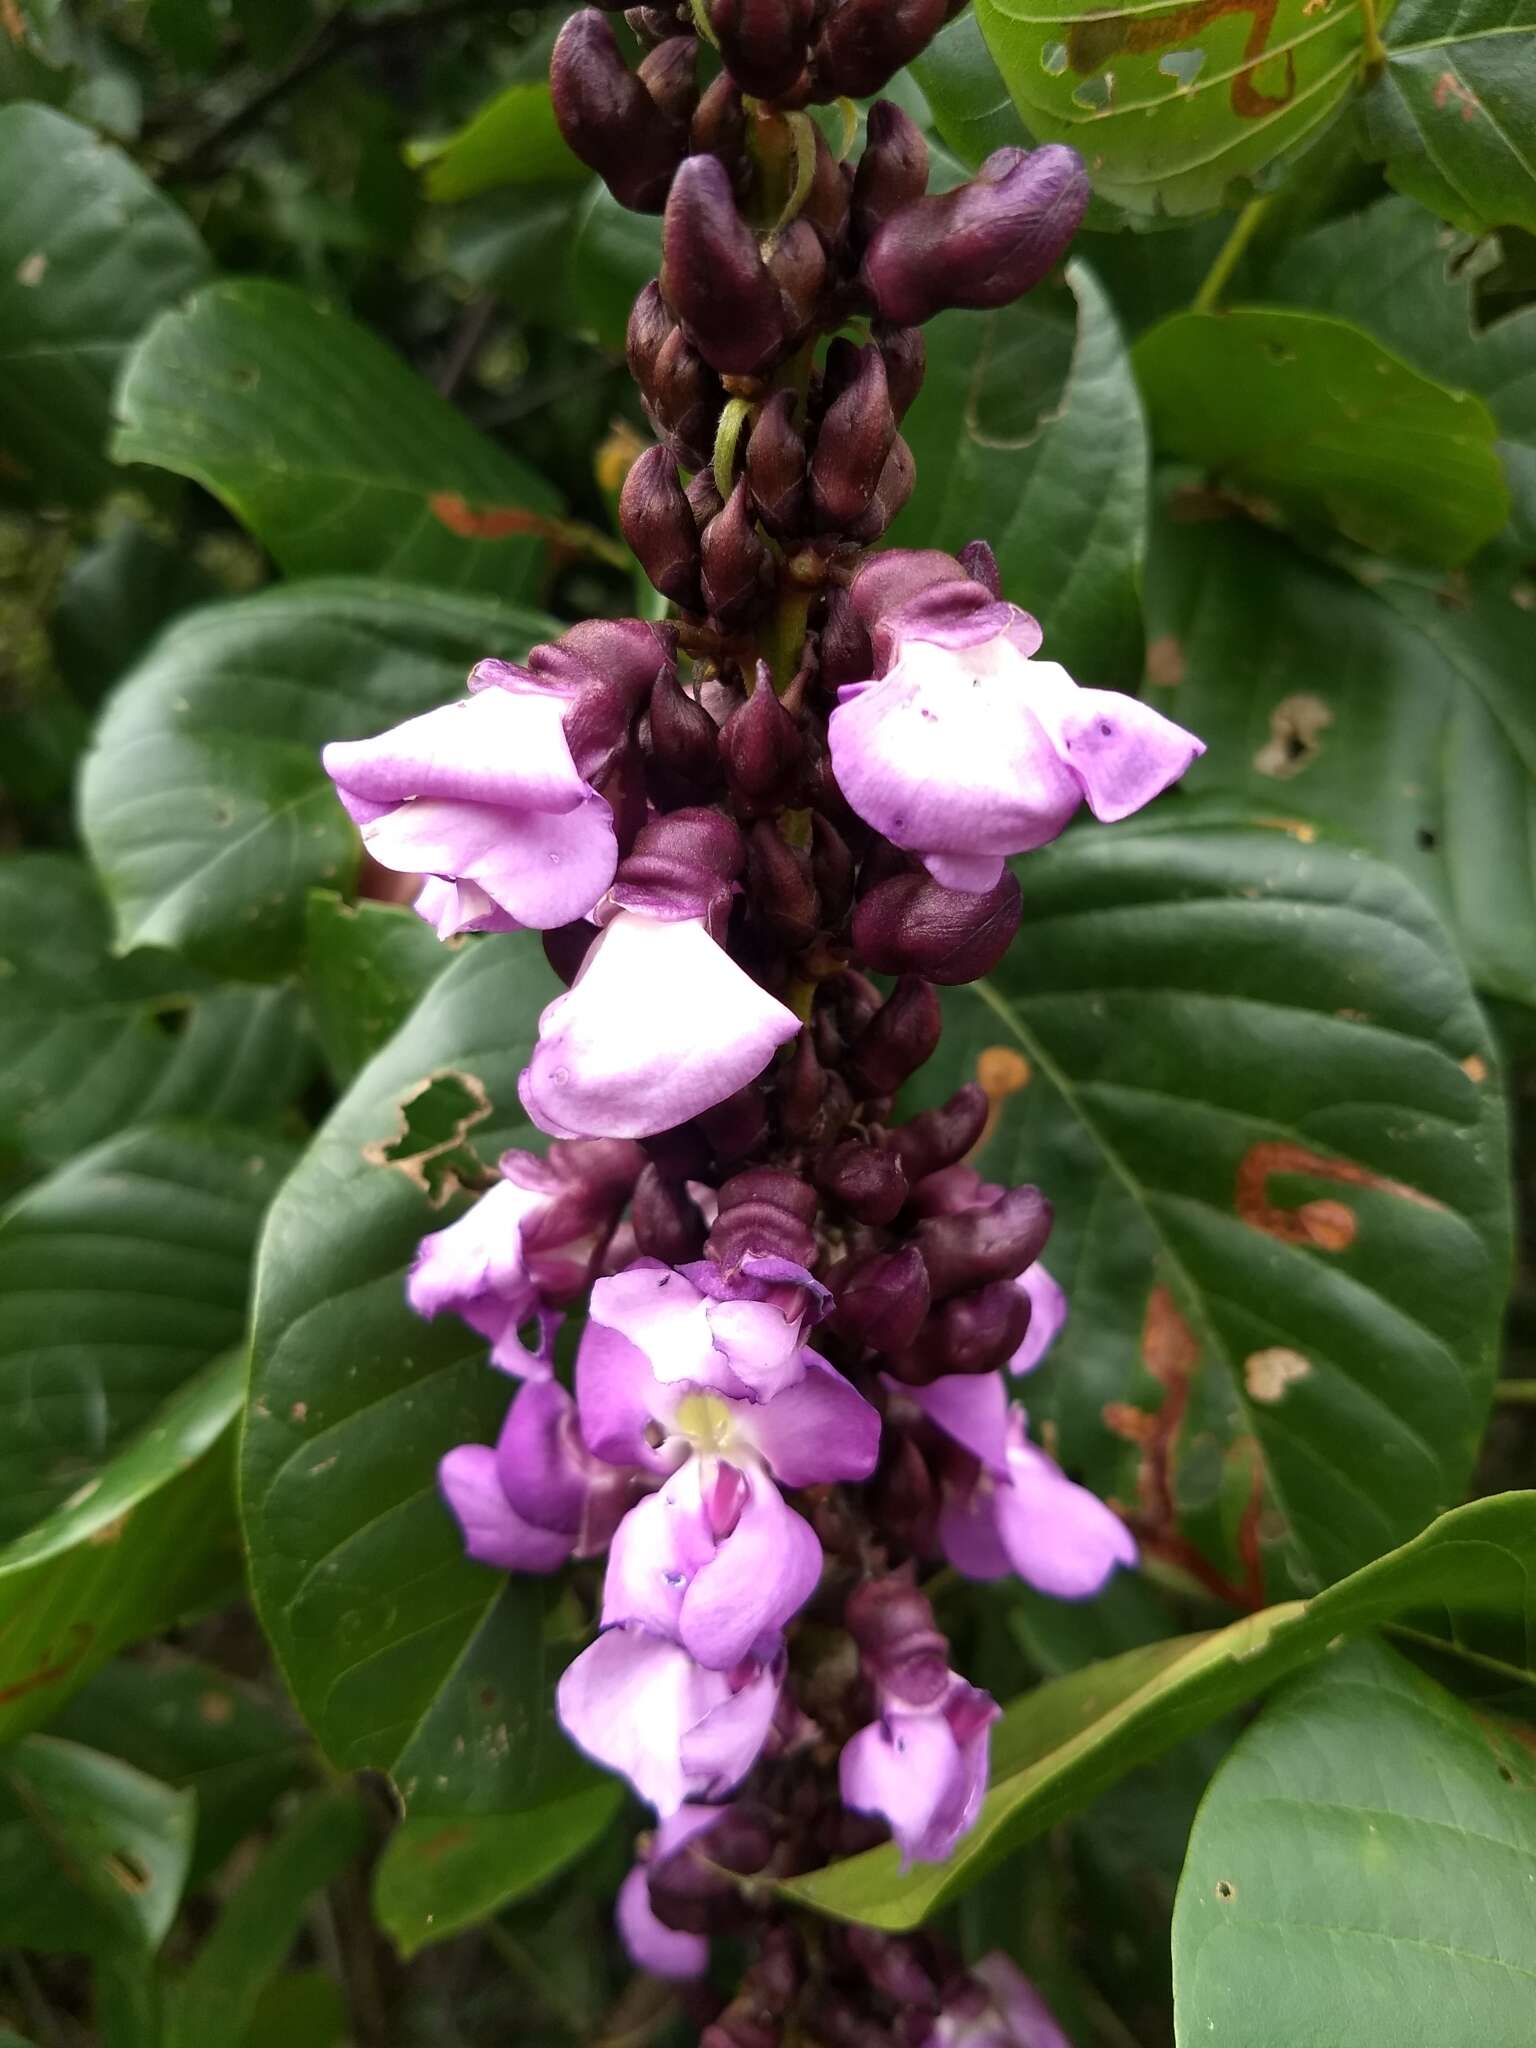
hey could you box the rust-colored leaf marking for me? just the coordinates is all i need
[428,491,547,541]
[1462,1053,1489,1084]
[1068,0,1297,119]
[971,1045,1032,1156]
[1142,1283,1199,1388]
[0,1622,94,1705]
[413,1823,473,1864]
[1145,634,1186,687]
[1243,1345,1311,1403]
[1433,71,1482,122]
[1235,1139,1443,1251]
[0,0,25,44]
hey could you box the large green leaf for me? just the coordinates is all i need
[409,81,586,203]
[0,855,310,1180]
[78,579,557,980]
[1173,1638,1536,2043]
[243,934,589,1808]
[0,1738,194,1956]
[1133,307,1508,565]
[304,893,454,1089]
[1147,507,1536,1007]
[113,281,561,598]
[974,0,1377,219]
[373,1782,623,1958]
[892,260,1147,682]
[0,1123,293,1543]
[0,103,209,506]
[906,821,1509,1585]
[787,1489,1536,1928]
[1360,0,1536,235]
[0,1355,243,1744]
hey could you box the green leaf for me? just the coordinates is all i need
[0,1355,243,1744]
[78,578,557,980]
[0,1738,194,1955]
[50,519,220,707]
[786,1488,1536,1928]
[1360,0,1536,235]
[373,1782,623,1958]
[893,259,1147,682]
[243,935,583,1802]
[305,892,454,1088]
[565,183,661,353]
[165,1789,366,2048]
[912,10,1035,167]
[1173,1638,1536,2042]
[0,103,209,507]
[908,821,1509,1584]
[409,81,586,204]
[240,1973,346,2048]
[113,281,562,599]
[0,855,310,1179]
[0,1123,294,1543]
[1133,307,1508,565]
[1146,505,1536,1007]
[974,0,1374,219]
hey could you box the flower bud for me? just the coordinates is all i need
[874,321,925,422]
[853,870,1022,985]
[706,0,813,101]
[637,35,699,131]
[851,100,929,246]
[958,537,1002,596]
[648,666,722,792]
[620,444,703,610]
[811,812,855,927]
[691,71,747,165]
[648,1802,775,1934]
[662,154,787,377]
[766,217,828,344]
[833,1244,930,1352]
[775,1029,827,1141]
[746,389,808,538]
[908,1276,1036,1378]
[865,144,1091,326]
[625,4,676,39]
[632,1162,708,1264]
[686,468,724,533]
[701,480,775,631]
[810,0,948,98]
[846,431,914,543]
[871,1429,938,1553]
[709,1164,819,1266]
[802,126,853,252]
[915,1184,1052,1300]
[550,11,685,214]
[543,918,598,988]
[720,664,803,809]
[818,583,874,690]
[746,819,818,949]
[812,344,896,531]
[848,974,941,1098]
[890,1083,989,1182]
[844,1929,941,2014]
[695,1081,772,1163]
[845,1572,947,1691]
[648,327,723,472]
[630,804,746,883]
[626,280,672,391]
[816,1141,908,1225]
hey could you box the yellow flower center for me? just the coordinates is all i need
[673,1392,736,1454]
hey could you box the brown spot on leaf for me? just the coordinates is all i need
[1254,692,1332,779]
[1252,815,1317,843]
[429,491,546,541]
[1462,1053,1489,1083]
[414,1824,472,1864]
[0,1624,94,1705]
[977,1046,1030,1098]
[105,1852,150,1895]
[87,1514,129,1547]
[1141,1285,1198,1387]
[1145,634,1186,687]
[290,1401,308,1423]
[362,1067,492,1206]
[1235,1139,1442,1250]
[1244,1346,1311,1403]
[15,252,46,287]
[199,1690,235,1725]
[1433,71,1482,121]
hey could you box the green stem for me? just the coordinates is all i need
[769,110,818,234]
[765,582,812,694]
[688,0,720,50]
[712,396,755,503]
[1494,1379,1536,1404]
[1359,0,1388,73]
[1191,195,1270,316]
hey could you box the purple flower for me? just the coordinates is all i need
[438,1377,631,1573]
[828,552,1203,893]
[616,1806,720,1982]
[518,908,800,1139]
[322,664,618,939]
[1010,1262,1067,1376]
[556,1623,784,1815]
[406,1142,642,1376]
[924,1953,1072,2048]
[898,1374,1136,1599]
[840,1661,998,1868]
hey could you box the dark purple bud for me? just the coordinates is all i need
[851,100,930,246]
[637,35,698,130]
[915,1184,1052,1300]
[865,144,1091,326]
[710,1174,819,1267]
[720,663,803,809]
[872,1430,938,1553]
[696,1081,771,1163]
[753,1925,804,2014]
[874,321,925,422]
[846,431,914,542]
[845,1572,947,1694]
[686,468,725,533]
[848,974,942,1098]
[662,154,786,377]
[958,537,1002,596]
[776,1028,827,1140]
[801,127,853,252]
[816,1141,908,1225]
[845,1930,941,2014]
[891,1276,1033,1379]
[649,327,724,472]
[550,11,684,214]
[632,1162,708,1264]
[648,1803,775,1935]
[691,71,747,165]
[543,918,598,988]
[648,666,722,791]
[746,390,808,538]
[817,1998,891,2048]
[746,819,818,949]
[619,444,703,610]
[626,280,672,392]
[625,3,676,39]
[810,812,854,927]
[829,966,884,1043]
[631,804,745,882]
[717,1165,819,1224]
[833,1244,930,1351]
[812,344,896,531]
[818,583,874,690]
[701,480,774,630]
[529,617,675,710]
[706,0,813,101]
[890,1083,989,1182]
[853,869,1022,985]
[765,217,828,343]
[561,677,639,785]
[810,0,947,97]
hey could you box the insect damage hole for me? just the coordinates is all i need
[1214,1879,1236,1902]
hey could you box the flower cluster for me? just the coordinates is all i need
[321,3,1205,2037]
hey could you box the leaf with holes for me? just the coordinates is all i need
[786,1489,1536,1928]
[113,281,562,598]
[0,104,209,507]
[243,933,605,1813]
[1360,0,1536,236]
[0,1124,294,1545]
[973,0,1377,219]
[906,820,1509,1587]
[1172,1637,1536,2043]
[78,579,557,980]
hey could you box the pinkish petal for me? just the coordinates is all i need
[413,877,523,938]
[616,1865,709,1981]
[839,1711,961,1867]
[742,1354,882,1487]
[323,685,585,815]
[574,1319,679,1473]
[702,1295,807,1401]
[678,1470,823,1670]
[676,1647,783,1799]
[995,1418,1137,1599]
[901,1371,1009,1469]
[494,1377,586,1534]
[1009,1264,1068,1376]
[1036,680,1205,824]
[937,1470,1014,1583]
[972,1955,1072,2048]
[407,1179,548,1376]
[438,1445,572,1573]
[363,791,617,930]
[602,1468,717,1641]
[590,1261,728,1391]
